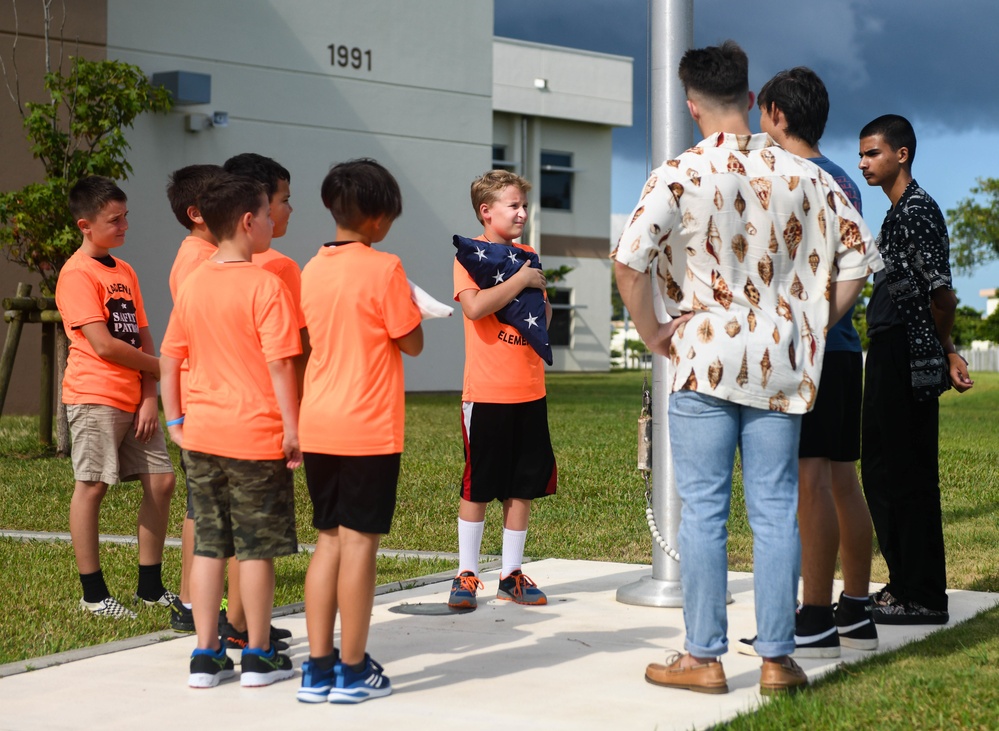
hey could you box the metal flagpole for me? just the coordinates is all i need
[616,0,692,608]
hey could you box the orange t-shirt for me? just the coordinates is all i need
[168,235,216,412]
[452,243,546,403]
[160,261,302,460]
[56,250,149,413]
[253,247,306,329]
[299,243,422,456]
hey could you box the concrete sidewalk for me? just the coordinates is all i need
[2,559,996,730]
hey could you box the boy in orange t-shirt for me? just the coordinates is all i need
[449,170,557,610]
[296,159,423,704]
[161,173,302,689]
[164,163,223,633]
[55,176,177,620]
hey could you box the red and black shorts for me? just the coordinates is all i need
[460,397,557,503]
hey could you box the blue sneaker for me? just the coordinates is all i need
[328,654,392,704]
[448,571,484,609]
[240,645,295,687]
[297,651,339,703]
[189,645,235,688]
[496,569,547,605]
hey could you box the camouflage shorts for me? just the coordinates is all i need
[182,449,298,561]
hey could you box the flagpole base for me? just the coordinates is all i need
[616,574,734,607]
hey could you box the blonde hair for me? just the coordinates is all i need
[470,170,531,224]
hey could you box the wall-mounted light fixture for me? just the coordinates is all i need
[185,112,229,133]
[534,77,549,90]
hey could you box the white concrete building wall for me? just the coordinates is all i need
[105,0,494,392]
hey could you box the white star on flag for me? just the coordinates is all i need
[492,270,505,284]
[474,247,487,261]
[506,251,519,264]
[524,313,538,328]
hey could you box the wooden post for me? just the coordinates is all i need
[0,282,33,416]
[39,321,55,445]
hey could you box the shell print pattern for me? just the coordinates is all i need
[788,340,796,371]
[681,370,698,391]
[708,358,724,390]
[737,349,749,387]
[666,159,681,168]
[838,216,866,253]
[758,253,774,287]
[745,221,757,236]
[664,267,683,302]
[783,212,802,259]
[760,348,773,389]
[690,293,709,311]
[734,191,747,217]
[649,223,661,237]
[629,237,641,253]
[706,217,722,264]
[826,190,838,213]
[808,249,820,275]
[769,390,790,413]
[750,177,772,210]
[785,175,800,192]
[664,243,673,265]
[747,309,757,332]
[724,318,741,337]
[744,277,761,307]
[668,182,685,202]
[802,191,810,215]
[726,153,747,175]
[628,206,644,227]
[713,187,725,211]
[731,234,747,263]
[682,209,697,230]
[711,270,733,310]
[687,346,696,361]
[817,208,827,237]
[790,273,808,301]
[776,294,793,321]
[801,312,818,366]
[640,175,658,200]
[686,169,702,187]
[798,371,817,411]
[697,319,714,343]
[768,223,779,253]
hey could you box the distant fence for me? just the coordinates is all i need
[958,346,999,372]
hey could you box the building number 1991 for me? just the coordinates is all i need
[328,44,372,71]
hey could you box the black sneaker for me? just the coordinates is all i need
[221,621,290,653]
[169,598,195,633]
[834,592,878,650]
[240,645,295,687]
[793,605,840,658]
[873,601,949,625]
[189,645,236,688]
[870,585,898,607]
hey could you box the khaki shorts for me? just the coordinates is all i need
[67,403,173,484]
[183,449,299,561]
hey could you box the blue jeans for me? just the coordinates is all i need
[669,391,802,658]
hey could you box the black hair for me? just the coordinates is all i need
[222,153,290,198]
[860,114,917,165]
[677,40,749,108]
[69,176,127,222]
[320,158,402,229]
[166,164,225,229]
[757,67,829,148]
[198,172,268,241]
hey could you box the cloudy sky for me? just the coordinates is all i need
[495,0,999,310]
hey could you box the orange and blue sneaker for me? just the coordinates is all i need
[448,570,485,609]
[496,569,547,605]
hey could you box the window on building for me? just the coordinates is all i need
[540,151,574,210]
[492,145,515,171]
[549,288,572,347]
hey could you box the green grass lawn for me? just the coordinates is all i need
[3,371,999,728]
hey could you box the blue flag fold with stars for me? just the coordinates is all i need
[453,234,552,365]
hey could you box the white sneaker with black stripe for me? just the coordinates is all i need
[79,596,137,619]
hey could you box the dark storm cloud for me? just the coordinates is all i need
[496,0,999,163]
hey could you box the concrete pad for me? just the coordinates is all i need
[2,559,996,730]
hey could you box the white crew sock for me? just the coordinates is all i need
[501,528,528,578]
[457,518,484,575]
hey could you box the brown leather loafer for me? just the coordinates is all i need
[645,652,729,694]
[760,656,808,695]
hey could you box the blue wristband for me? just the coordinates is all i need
[166,416,185,427]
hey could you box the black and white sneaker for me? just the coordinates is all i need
[870,585,898,607]
[793,605,840,658]
[189,645,236,688]
[873,600,949,626]
[240,646,295,687]
[835,592,879,650]
[134,589,180,608]
[79,596,137,619]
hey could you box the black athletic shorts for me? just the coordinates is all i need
[799,350,862,461]
[303,452,401,535]
[460,397,557,503]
